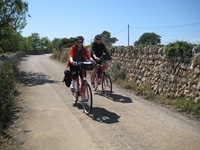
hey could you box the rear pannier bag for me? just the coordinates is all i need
[63,70,72,87]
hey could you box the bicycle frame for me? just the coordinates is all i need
[74,72,84,96]
[93,61,112,97]
[71,61,93,114]
[95,64,104,85]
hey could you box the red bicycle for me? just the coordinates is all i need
[92,55,112,97]
[72,61,93,114]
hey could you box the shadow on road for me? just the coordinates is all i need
[17,71,59,86]
[90,107,120,124]
[73,102,83,110]
[73,104,120,124]
[94,92,132,103]
[109,93,133,103]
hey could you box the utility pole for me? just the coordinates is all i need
[128,24,129,47]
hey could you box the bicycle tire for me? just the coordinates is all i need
[101,74,112,97]
[82,83,93,114]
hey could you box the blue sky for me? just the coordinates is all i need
[22,0,200,46]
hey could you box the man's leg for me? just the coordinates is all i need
[101,63,107,73]
[91,68,97,90]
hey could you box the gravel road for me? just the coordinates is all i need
[15,54,200,150]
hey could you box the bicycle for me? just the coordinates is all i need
[71,61,93,114]
[92,55,112,97]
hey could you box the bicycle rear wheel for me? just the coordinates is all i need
[101,74,112,97]
[82,83,93,114]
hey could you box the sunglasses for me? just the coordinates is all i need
[96,39,101,40]
[77,41,83,43]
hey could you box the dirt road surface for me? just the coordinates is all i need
[15,54,200,150]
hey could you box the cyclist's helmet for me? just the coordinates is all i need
[95,34,101,39]
[75,36,84,43]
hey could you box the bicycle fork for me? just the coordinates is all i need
[81,79,88,97]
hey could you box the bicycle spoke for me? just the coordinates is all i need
[82,83,93,114]
[102,74,112,97]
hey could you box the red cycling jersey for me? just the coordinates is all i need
[66,44,91,68]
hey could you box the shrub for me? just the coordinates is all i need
[0,62,16,133]
[164,41,194,62]
[108,61,126,81]
[134,84,155,100]
[176,97,200,118]
[60,50,68,62]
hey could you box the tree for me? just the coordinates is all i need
[101,31,118,48]
[61,37,75,48]
[52,37,75,52]
[24,36,34,50]
[30,33,40,50]
[22,33,53,50]
[39,37,51,49]
[0,0,30,52]
[134,32,161,46]
[52,38,61,50]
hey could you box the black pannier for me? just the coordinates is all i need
[63,70,72,87]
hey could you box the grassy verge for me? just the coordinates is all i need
[115,79,200,119]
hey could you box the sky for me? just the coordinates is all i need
[22,0,200,46]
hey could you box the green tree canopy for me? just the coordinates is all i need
[100,31,118,48]
[23,33,53,50]
[134,32,161,46]
[52,37,75,51]
[164,40,194,62]
[0,0,30,52]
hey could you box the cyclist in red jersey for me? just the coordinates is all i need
[66,36,94,91]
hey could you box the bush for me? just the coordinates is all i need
[51,49,61,60]
[134,84,155,100]
[176,97,200,118]
[60,50,68,62]
[108,61,126,81]
[0,62,16,134]
[164,41,194,62]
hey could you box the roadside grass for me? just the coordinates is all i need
[175,97,200,118]
[117,79,156,101]
[115,79,200,119]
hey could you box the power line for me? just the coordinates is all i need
[111,22,200,36]
[112,27,127,36]
[110,22,200,46]
[129,22,200,29]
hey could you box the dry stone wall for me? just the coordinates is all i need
[0,51,25,68]
[109,46,200,103]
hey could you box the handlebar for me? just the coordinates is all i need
[100,54,112,61]
[72,61,94,70]
[94,54,112,68]
[74,61,93,66]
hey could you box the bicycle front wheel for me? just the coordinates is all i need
[82,83,93,114]
[101,74,112,97]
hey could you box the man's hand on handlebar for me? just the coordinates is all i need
[95,57,101,62]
